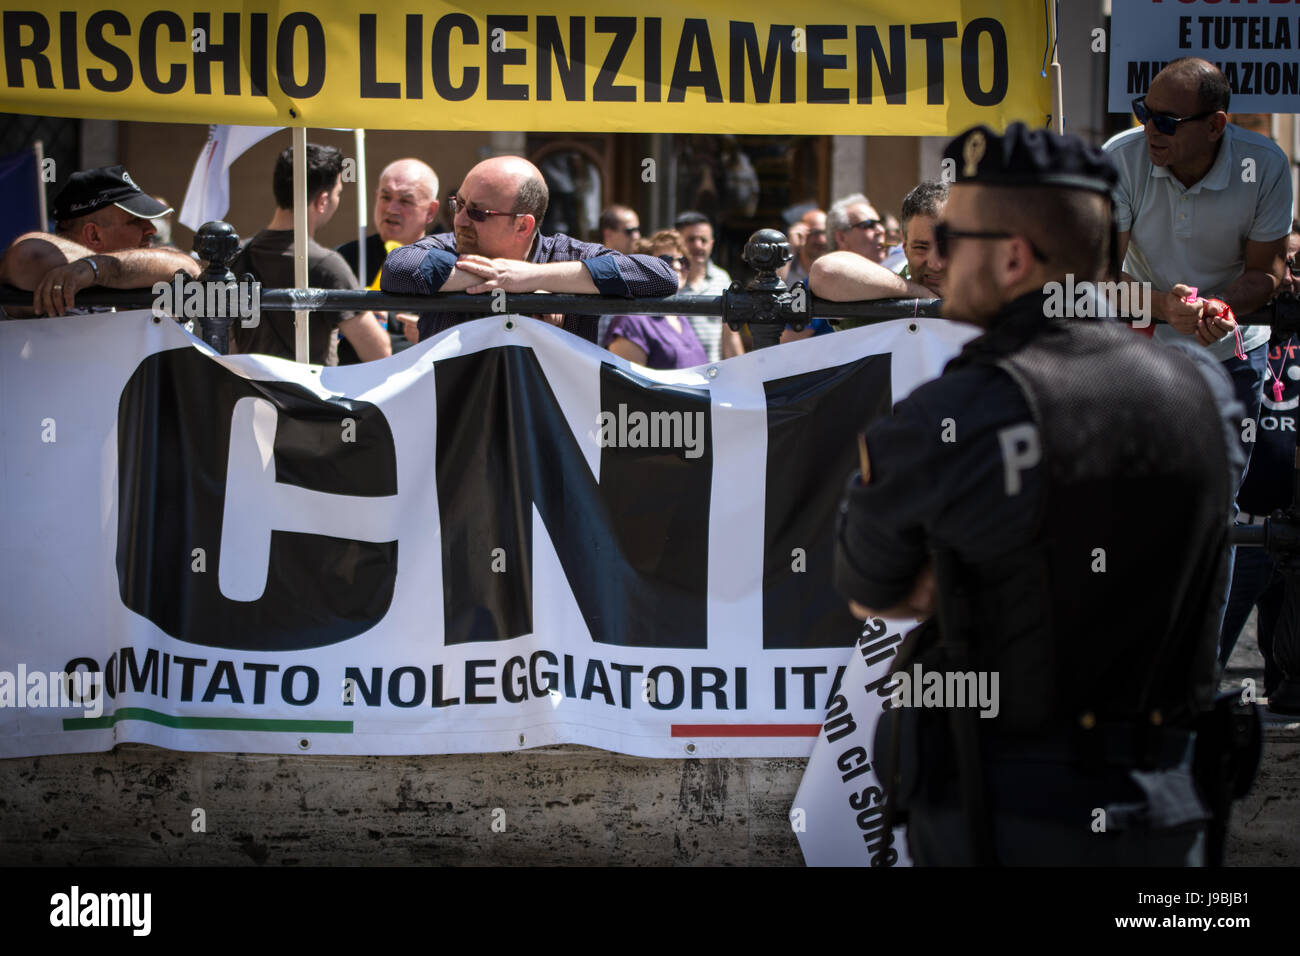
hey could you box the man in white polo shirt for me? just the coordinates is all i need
[1105,57,1292,652]
[1104,58,1292,477]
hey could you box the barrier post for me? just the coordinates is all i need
[727,228,801,351]
[192,221,243,356]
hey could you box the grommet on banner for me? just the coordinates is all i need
[505,319,514,330]
[298,738,310,751]
[684,742,697,755]
[706,366,718,378]
[907,322,920,334]
[518,733,526,746]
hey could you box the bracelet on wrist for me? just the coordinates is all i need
[81,256,100,283]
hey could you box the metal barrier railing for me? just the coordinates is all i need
[1,222,947,354]
[10,221,1294,355]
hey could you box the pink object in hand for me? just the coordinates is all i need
[1182,286,1200,304]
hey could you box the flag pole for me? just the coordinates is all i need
[355,128,368,287]
[33,140,47,231]
[1049,0,1063,134]
[293,126,310,363]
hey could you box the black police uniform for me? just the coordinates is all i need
[833,124,1245,866]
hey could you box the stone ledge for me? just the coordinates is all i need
[0,740,1294,866]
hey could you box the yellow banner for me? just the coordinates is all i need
[0,1,1051,133]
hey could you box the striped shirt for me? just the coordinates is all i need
[682,260,732,362]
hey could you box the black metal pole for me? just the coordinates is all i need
[191,221,243,356]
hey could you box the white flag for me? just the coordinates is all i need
[179,125,282,231]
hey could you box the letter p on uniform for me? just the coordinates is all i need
[997,423,1040,495]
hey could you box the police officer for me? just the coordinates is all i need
[828,123,1245,866]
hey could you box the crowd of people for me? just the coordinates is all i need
[0,140,953,372]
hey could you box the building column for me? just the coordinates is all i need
[80,120,118,170]
[829,136,866,201]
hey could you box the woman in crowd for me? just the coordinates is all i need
[603,230,707,370]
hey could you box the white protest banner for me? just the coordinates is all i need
[0,310,974,758]
[794,617,913,866]
[1109,0,1300,114]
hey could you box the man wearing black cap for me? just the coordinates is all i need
[833,122,1244,865]
[0,165,200,318]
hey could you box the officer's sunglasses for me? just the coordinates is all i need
[934,222,1048,262]
[448,194,524,222]
[1131,96,1216,136]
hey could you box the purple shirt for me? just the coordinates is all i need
[381,231,677,343]
[606,314,708,370]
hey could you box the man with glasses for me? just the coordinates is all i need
[1107,59,1292,669]
[806,182,949,338]
[382,156,676,344]
[1104,58,1291,467]
[834,122,1244,865]
[826,193,888,265]
[785,208,830,286]
[598,205,641,254]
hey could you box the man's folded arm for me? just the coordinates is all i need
[596,251,678,298]
[380,241,463,294]
[1,233,200,290]
[809,251,930,302]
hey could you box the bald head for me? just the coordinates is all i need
[472,157,547,212]
[1152,57,1231,114]
[453,155,550,258]
[374,158,440,245]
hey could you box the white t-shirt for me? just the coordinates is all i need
[1103,123,1293,362]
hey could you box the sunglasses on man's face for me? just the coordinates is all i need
[659,254,689,270]
[1131,96,1216,136]
[623,225,641,235]
[933,222,1048,263]
[849,218,883,231]
[448,195,523,223]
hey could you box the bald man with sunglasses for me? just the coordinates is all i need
[381,156,676,343]
[1104,59,1290,451]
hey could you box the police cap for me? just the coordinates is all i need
[944,122,1118,195]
